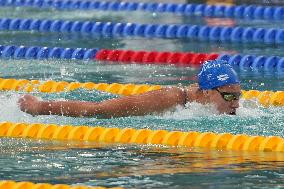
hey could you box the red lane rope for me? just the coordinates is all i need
[94,49,220,66]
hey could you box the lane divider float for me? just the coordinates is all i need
[217,53,284,71]
[0,77,162,95]
[0,44,217,65]
[242,90,284,107]
[0,180,123,189]
[0,18,283,44]
[0,44,284,71]
[1,122,284,152]
[95,49,218,66]
[96,49,284,71]
[0,45,98,60]
[0,0,283,20]
[0,78,283,106]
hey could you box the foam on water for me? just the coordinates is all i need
[236,99,269,118]
[0,93,29,122]
[161,102,218,120]
[0,92,81,125]
[161,100,270,120]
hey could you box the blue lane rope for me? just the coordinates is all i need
[0,0,283,21]
[217,54,284,71]
[0,45,98,60]
[0,18,284,44]
[0,44,283,71]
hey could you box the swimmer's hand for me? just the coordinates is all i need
[18,94,41,116]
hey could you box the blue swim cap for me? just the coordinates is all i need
[198,60,240,90]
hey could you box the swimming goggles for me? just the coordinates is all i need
[215,88,242,102]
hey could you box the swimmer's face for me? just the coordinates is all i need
[208,84,241,115]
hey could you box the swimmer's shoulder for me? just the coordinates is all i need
[161,85,189,106]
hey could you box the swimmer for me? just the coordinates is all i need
[18,60,241,118]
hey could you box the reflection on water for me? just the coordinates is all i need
[1,138,284,188]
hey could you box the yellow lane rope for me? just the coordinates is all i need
[0,78,283,106]
[0,122,283,152]
[0,180,123,189]
[0,78,161,95]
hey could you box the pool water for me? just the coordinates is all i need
[0,0,284,188]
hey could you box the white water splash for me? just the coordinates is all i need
[0,93,31,123]
[161,100,271,120]
[0,93,77,124]
[161,102,218,120]
[236,99,269,118]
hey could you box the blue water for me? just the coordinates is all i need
[0,0,284,188]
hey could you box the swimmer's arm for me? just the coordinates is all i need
[91,87,185,118]
[36,100,98,117]
[20,87,185,118]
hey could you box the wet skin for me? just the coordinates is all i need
[206,84,241,115]
[18,84,242,118]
